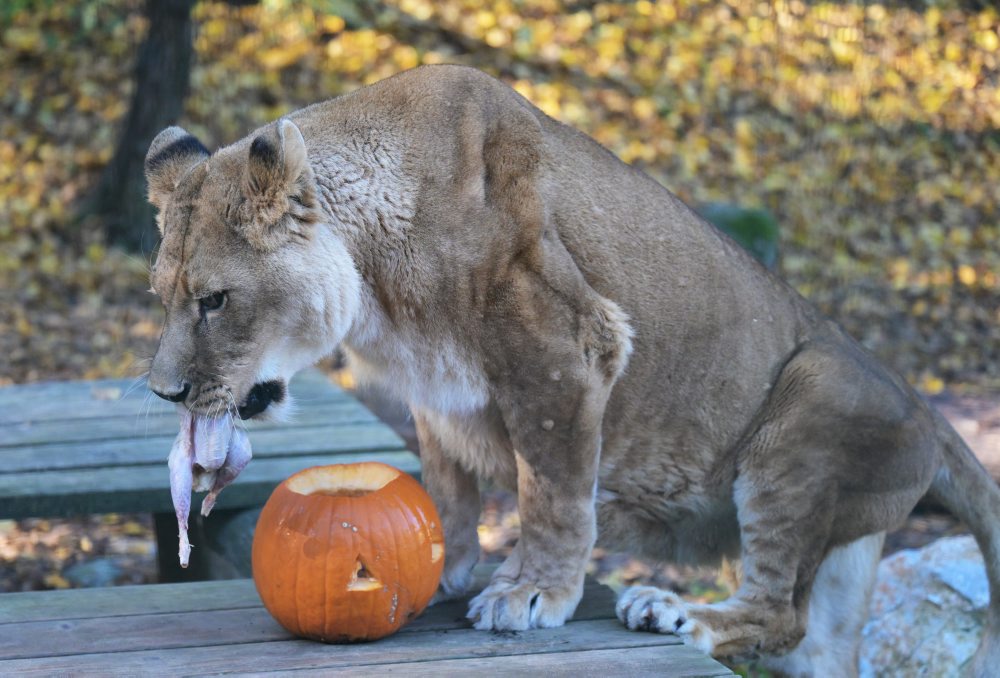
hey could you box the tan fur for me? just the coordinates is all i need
[146,65,1000,675]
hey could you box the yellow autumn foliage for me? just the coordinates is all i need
[0,0,999,392]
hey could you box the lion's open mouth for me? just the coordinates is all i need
[237,380,286,419]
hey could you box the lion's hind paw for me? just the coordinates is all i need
[616,586,720,654]
[616,585,686,633]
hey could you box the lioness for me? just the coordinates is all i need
[145,65,1000,676]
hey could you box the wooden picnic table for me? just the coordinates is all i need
[0,368,416,579]
[0,371,735,674]
[0,567,735,676]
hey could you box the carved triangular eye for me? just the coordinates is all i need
[347,557,381,591]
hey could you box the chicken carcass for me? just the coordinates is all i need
[167,409,253,567]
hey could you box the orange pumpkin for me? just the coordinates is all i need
[252,462,445,642]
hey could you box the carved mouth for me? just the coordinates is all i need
[238,380,286,419]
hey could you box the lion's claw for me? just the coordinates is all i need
[616,586,717,654]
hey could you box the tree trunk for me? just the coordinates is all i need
[87,0,195,252]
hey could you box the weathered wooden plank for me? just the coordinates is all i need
[0,450,420,518]
[0,579,260,624]
[0,386,359,426]
[0,368,334,406]
[0,566,732,675]
[0,584,616,660]
[0,399,378,448]
[0,607,287,660]
[0,421,404,473]
[0,620,712,676]
[0,570,610,626]
[311,645,734,676]
[0,369,350,425]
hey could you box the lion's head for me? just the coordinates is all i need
[144,119,360,420]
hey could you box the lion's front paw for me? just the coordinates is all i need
[615,586,718,654]
[467,577,582,630]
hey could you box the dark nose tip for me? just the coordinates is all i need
[152,382,191,403]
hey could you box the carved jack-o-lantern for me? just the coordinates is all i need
[252,462,445,642]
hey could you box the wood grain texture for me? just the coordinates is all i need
[0,368,416,519]
[0,570,610,626]
[0,566,733,675]
[1,422,404,473]
[0,590,624,660]
[0,450,420,518]
[271,645,734,677]
[0,579,260,624]
[0,369,341,424]
[1,398,377,448]
[0,620,730,676]
[0,373,731,674]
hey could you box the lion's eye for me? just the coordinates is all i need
[199,291,227,314]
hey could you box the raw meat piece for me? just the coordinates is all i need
[193,414,232,470]
[167,409,195,567]
[201,426,253,517]
[166,409,253,567]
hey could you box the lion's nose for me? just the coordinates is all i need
[151,382,191,403]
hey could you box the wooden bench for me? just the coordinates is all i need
[0,372,735,674]
[0,369,416,579]
[0,567,735,675]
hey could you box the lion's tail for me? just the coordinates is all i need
[928,410,1000,677]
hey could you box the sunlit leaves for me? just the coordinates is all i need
[2,0,1000,390]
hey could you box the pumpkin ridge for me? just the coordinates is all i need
[319,492,333,640]
[386,489,406,612]
[388,489,412,626]
[360,494,378,639]
[380,488,406,631]
[291,500,305,637]
[385,486,416,614]
[397,483,425,617]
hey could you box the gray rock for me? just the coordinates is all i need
[63,558,123,588]
[860,535,986,677]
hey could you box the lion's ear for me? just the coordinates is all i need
[145,127,209,216]
[237,118,317,250]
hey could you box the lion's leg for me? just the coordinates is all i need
[759,531,884,678]
[466,377,606,630]
[617,451,833,659]
[414,409,482,603]
[466,285,630,630]
[620,340,924,663]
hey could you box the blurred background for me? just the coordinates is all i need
[0,0,994,606]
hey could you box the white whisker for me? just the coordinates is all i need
[136,388,154,438]
[120,372,149,401]
[225,389,245,429]
[207,399,223,420]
